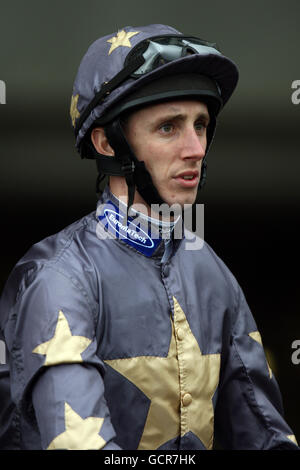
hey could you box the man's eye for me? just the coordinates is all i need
[195,122,206,131]
[159,123,174,133]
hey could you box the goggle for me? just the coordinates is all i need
[75,34,221,135]
[125,35,221,78]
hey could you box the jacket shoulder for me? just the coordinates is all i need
[0,211,98,328]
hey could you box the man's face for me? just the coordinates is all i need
[123,99,209,208]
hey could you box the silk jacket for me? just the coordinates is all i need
[0,187,298,450]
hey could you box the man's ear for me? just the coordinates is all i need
[91,127,115,156]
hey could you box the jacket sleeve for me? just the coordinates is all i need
[4,263,121,450]
[214,285,299,450]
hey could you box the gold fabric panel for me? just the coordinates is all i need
[287,434,298,445]
[173,297,220,450]
[32,310,92,366]
[249,331,272,379]
[47,402,106,450]
[105,297,221,450]
[104,317,181,450]
[70,94,80,127]
[107,30,140,55]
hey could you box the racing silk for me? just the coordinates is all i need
[0,187,298,450]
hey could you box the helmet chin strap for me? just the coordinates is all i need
[100,118,166,218]
[95,116,211,218]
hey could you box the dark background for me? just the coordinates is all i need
[1,0,299,442]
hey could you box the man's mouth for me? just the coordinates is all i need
[174,171,199,187]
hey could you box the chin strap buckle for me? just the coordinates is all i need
[121,160,135,176]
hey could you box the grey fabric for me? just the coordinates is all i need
[0,187,298,450]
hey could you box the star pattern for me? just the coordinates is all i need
[70,94,80,127]
[287,434,298,445]
[107,30,139,55]
[32,310,92,366]
[173,297,221,449]
[47,402,106,450]
[104,297,220,450]
[249,331,272,378]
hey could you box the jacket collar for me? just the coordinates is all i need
[96,186,184,259]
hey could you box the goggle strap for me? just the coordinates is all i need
[75,54,145,136]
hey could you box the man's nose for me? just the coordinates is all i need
[180,128,206,161]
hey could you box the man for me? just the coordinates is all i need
[0,24,298,450]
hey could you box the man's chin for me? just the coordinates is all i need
[163,191,198,208]
[149,194,197,221]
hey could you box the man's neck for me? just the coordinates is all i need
[109,178,176,223]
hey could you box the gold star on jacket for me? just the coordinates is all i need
[249,331,272,378]
[47,403,106,450]
[32,310,91,366]
[105,298,220,450]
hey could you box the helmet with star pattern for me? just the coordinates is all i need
[70,24,239,209]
